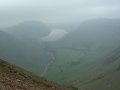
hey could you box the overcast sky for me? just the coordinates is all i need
[0,0,120,28]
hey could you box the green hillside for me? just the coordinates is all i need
[5,21,51,44]
[0,19,120,90]
[70,46,120,90]
[43,19,120,84]
[0,30,51,74]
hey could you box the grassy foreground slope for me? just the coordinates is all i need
[0,59,77,90]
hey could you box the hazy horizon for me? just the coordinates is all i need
[0,0,120,28]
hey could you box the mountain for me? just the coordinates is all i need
[0,30,51,74]
[4,21,51,43]
[1,18,120,90]
[54,18,120,48]
[0,59,76,90]
[0,30,28,64]
[70,46,120,90]
[41,19,120,85]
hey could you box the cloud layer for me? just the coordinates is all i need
[41,29,68,41]
[0,0,120,27]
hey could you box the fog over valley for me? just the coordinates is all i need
[41,29,68,42]
[0,0,120,90]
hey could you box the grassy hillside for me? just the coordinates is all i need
[1,19,120,90]
[0,30,51,74]
[70,46,120,90]
[4,21,51,44]
[42,19,120,83]
[0,59,77,90]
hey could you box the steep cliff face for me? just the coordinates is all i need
[0,59,77,90]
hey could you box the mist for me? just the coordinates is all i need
[0,0,120,90]
[41,29,68,41]
[0,0,120,28]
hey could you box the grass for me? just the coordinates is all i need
[44,48,89,83]
[116,65,120,71]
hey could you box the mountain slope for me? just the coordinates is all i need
[4,21,51,43]
[54,18,120,48]
[0,59,76,90]
[41,19,120,84]
[0,30,51,74]
[70,46,120,90]
[1,19,120,90]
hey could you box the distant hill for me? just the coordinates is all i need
[4,21,51,43]
[54,18,120,48]
[0,59,76,90]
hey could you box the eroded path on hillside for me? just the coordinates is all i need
[41,51,56,76]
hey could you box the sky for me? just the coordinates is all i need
[0,0,120,28]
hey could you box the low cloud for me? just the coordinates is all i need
[41,29,68,42]
[0,0,120,27]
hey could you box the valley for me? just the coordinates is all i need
[1,0,120,89]
[0,18,120,90]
